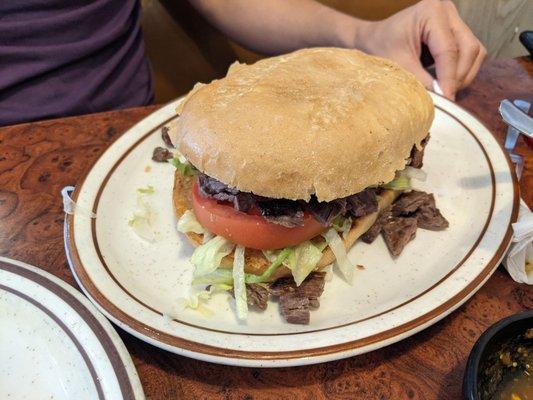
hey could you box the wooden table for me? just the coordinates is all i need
[1,57,532,399]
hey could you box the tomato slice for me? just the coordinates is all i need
[191,181,325,250]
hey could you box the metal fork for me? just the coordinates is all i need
[500,99,532,179]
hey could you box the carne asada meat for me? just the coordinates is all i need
[161,126,175,148]
[198,173,257,212]
[233,193,255,213]
[307,189,377,225]
[269,272,326,324]
[306,197,346,226]
[230,283,270,310]
[233,272,328,324]
[392,190,435,216]
[245,284,269,310]
[364,190,448,255]
[392,190,448,231]
[152,146,173,162]
[296,272,326,300]
[198,173,378,228]
[267,277,294,297]
[361,206,392,244]
[409,135,429,169]
[256,200,304,228]
[269,272,325,298]
[280,294,310,324]
[198,173,238,199]
[382,217,418,257]
[416,205,449,230]
[346,188,378,217]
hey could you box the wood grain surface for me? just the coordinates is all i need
[1,58,532,400]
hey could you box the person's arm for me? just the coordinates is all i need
[188,0,485,100]
[188,0,361,55]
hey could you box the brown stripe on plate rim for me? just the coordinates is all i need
[0,260,137,399]
[65,100,519,360]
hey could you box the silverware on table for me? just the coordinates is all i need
[499,99,532,179]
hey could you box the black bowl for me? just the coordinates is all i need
[462,310,533,400]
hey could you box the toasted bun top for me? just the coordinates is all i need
[170,47,434,201]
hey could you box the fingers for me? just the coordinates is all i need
[442,1,486,89]
[420,1,459,99]
[463,44,486,87]
[397,56,435,89]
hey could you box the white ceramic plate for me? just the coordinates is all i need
[0,257,145,399]
[65,93,518,367]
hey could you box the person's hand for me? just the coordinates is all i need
[352,0,486,100]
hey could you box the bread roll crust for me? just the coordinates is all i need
[170,47,433,201]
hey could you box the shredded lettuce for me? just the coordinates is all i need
[383,172,411,191]
[284,241,323,286]
[191,236,234,277]
[192,269,234,286]
[191,247,293,286]
[261,249,278,263]
[232,245,247,320]
[404,166,427,181]
[177,289,213,316]
[168,157,198,176]
[189,238,321,293]
[322,228,354,284]
[315,238,329,252]
[176,284,231,317]
[323,264,334,282]
[202,230,214,244]
[246,248,291,284]
[128,186,157,242]
[177,210,205,234]
[137,185,155,194]
[331,215,353,239]
[212,283,233,291]
[382,166,426,191]
[262,243,324,286]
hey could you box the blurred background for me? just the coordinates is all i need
[141,0,532,103]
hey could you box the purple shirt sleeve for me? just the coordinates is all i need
[0,0,153,126]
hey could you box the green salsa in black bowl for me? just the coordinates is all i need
[463,311,533,400]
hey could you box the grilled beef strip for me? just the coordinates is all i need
[269,272,326,298]
[346,188,378,217]
[233,193,255,213]
[245,284,270,310]
[305,197,347,226]
[161,126,175,148]
[280,294,310,324]
[256,200,305,228]
[152,146,173,162]
[409,134,429,169]
[230,283,270,310]
[198,173,238,198]
[392,190,434,216]
[361,205,392,244]
[416,204,449,230]
[197,173,378,227]
[364,190,448,255]
[267,278,294,297]
[392,191,448,231]
[228,272,327,324]
[382,217,418,257]
[269,272,326,324]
